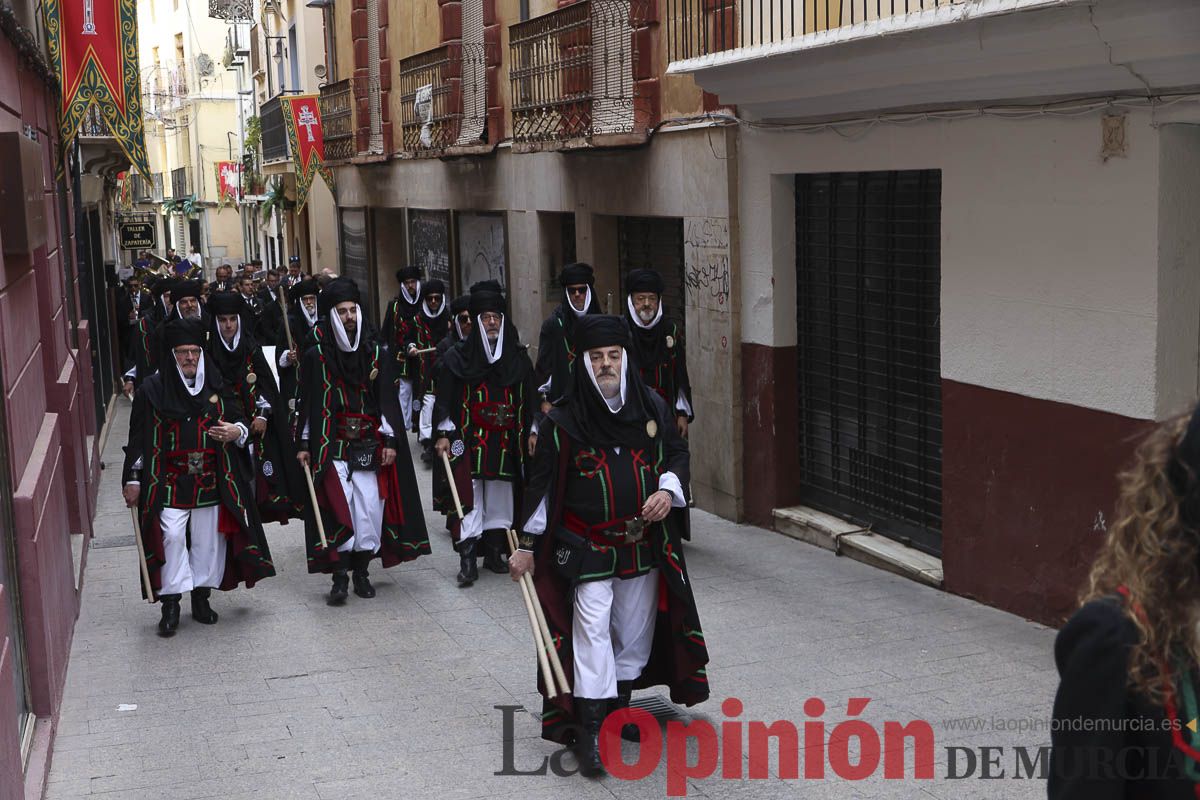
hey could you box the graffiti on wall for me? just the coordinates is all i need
[684,217,731,311]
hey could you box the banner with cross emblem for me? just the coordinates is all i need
[280,94,334,212]
[41,0,152,179]
[215,160,242,207]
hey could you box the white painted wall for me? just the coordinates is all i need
[737,109,1200,422]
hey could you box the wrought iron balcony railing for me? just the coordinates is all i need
[667,0,963,62]
[78,104,110,137]
[320,79,354,162]
[170,166,190,199]
[398,44,490,154]
[509,0,648,146]
[260,94,290,163]
[208,0,253,21]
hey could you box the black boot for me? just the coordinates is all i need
[482,530,508,574]
[613,680,641,742]
[420,440,433,464]
[352,551,376,598]
[456,538,479,587]
[328,569,350,605]
[190,588,219,625]
[157,594,181,636]
[575,698,608,778]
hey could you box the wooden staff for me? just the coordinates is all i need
[505,529,558,699]
[301,461,329,549]
[278,283,296,352]
[441,450,465,520]
[129,507,156,603]
[407,346,437,356]
[507,529,571,696]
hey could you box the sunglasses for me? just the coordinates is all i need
[456,314,471,323]
[566,285,589,295]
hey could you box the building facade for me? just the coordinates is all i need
[670,0,1200,624]
[130,0,249,274]
[321,0,743,518]
[0,1,107,796]
[320,0,1200,625]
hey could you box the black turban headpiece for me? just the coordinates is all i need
[205,291,248,317]
[559,262,595,287]
[291,277,320,299]
[172,280,203,302]
[575,314,631,352]
[626,268,665,295]
[151,277,178,297]
[469,290,506,317]
[470,279,503,295]
[396,266,423,282]
[422,279,446,298]
[161,317,207,351]
[319,277,360,317]
[450,295,471,314]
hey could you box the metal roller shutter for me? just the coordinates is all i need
[795,171,943,555]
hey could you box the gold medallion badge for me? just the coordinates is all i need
[666,335,675,349]
[646,420,658,438]
[208,394,219,405]
[370,368,380,380]
[246,372,257,385]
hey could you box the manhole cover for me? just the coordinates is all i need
[91,535,137,549]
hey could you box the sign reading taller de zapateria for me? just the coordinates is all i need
[119,222,156,250]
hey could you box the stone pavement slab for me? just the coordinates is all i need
[45,402,1060,799]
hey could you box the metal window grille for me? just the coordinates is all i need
[171,166,190,199]
[398,43,489,154]
[794,170,943,555]
[667,0,963,62]
[260,95,290,162]
[509,0,646,144]
[320,79,354,162]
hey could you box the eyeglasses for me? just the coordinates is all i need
[174,347,202,360]
[478,312,502,324]
[565,285,589,296]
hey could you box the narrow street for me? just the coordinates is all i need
[44,404,1059,800]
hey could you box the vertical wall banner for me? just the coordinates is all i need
[42,0,152,178]
[216,161,242,205]
[280,94,334,212]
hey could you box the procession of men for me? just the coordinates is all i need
[114,254,708,779]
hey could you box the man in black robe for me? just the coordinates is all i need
[509,315,709,777]
[122,318,276,636]
[402,279,450,462]
[206,292,302,524]
[623,269,694,437]
[255,269,286,346]
[433,288,536,586]
[381,266,424,432]
[536,262,601,411]
[275,277,322,439]
[123,277,176,396]
[295,278,431,604]
[430,295,473,523]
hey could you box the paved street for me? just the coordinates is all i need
[45,404,1060,800]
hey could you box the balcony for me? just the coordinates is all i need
[77,105,131,178]
[509,0,652,152]
[170,166,191,199]
[208,0,252,21]
[398,44,492,157]
[320,79,354,163]
[260,94,290,163]
[666,0,1200,121]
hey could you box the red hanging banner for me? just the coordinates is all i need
[280,95,334,212]
[216,161,242,204]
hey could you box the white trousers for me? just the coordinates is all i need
[332,460,384,553]
[159,506,226,594]
[460,479,514,541]
[572,570,659,700]
[418,393,436,441]
[397,379,415,430]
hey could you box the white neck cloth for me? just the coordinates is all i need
[478,314,505,364]
[584,350,628,412]
[331,304,362,353]
[401,281,421,306]
[567,286,593,317]
[220,317,242,351]
[627,294,664,329]
[176,353,206,395]
[423,298,447,319]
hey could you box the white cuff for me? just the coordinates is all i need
[234,422,250,448]
[676,389,693,417]
[437,417,455,432]
[523,495,549,535]
[278,350,292,368]
[379,415,395,437]
[658,472,687,508]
